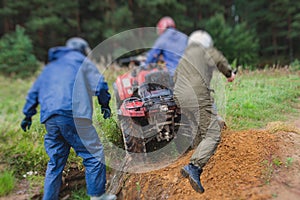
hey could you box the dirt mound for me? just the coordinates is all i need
[119,127,300,200]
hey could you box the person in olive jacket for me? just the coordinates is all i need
[174,30,235,193]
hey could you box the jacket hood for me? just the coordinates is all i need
[48,46,74,62]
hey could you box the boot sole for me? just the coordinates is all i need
[189,176,204,193]
[180,168,189,178]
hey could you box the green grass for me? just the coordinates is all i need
[224,70,300,130]
[285,157,294,168]
[70,188,90,200]
[0,170,15,196]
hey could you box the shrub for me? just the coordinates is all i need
[290,59,300,71]
[0,25,39,78]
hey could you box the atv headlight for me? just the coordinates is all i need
[160,105,168,112]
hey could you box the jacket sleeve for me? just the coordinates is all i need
[95,76,111,108]
[23,78,40,117]
[145,37,164,66]
[208,47,232,78]
[82,60,111,108]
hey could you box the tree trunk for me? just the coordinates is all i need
[287,14,293,62]
[76,0,81,35]
[272,26,278,57]
[2,0,10,33]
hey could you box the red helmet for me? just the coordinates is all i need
[156,16,176,35]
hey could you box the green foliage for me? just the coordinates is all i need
[0,25,39,78]
[70,188,89,200]
[103,5,134,38]
[291,13,300,38]
[0,76,48,176]
[261,158,274,184]
[0,171,15,196]
[25,174,44,196]
[205,14,259,66]
[261,156,291,184]
[94,69,127,149]
[1,0,300,65]
[261,156,283,184]
[27,0,79,59]
[6,143,46,177]
[136,181,141,192]
[285,157,294,168]
[94,99,123,149]
[134,0,187,29]
[181,0,224,33]
[272,157,282,167]
[290,59,300,71]
[235,0,300,64]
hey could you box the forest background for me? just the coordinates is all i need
[1,0,300,78]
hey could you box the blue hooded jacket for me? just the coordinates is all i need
[23,47,110,123]
[145,28,188,76]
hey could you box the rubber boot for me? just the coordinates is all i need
[181,163,204,193]
[90,193,117,200]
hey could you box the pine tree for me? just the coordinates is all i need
[205,14,259,66]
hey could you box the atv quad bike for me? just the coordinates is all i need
[114,63,197,155]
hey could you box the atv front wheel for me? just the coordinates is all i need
[120,117,146,153]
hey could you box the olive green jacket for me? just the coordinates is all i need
[173,43,232,107]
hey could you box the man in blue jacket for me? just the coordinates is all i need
[145,16,188,77]
[21,37,116,200]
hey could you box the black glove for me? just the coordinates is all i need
[21,117,32,132]
[101,106,111,119]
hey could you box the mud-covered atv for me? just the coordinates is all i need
[114,63,196,154]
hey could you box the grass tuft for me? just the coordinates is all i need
[0,171,15,196]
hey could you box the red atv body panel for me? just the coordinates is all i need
[115,67,166,101]
[115,71,135,101]
[115,66,168,117]
[119,98,146,117]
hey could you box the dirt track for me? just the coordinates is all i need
[119,122,300,200]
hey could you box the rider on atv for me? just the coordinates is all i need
[144,16,188,77]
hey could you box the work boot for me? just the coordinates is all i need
[181,163,204,193]
[90,193,117,200]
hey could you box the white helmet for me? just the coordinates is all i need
[188,30,213,48]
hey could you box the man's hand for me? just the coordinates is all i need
[101,106,111,119]
[21,117,32,132]
[227,72,236,82]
